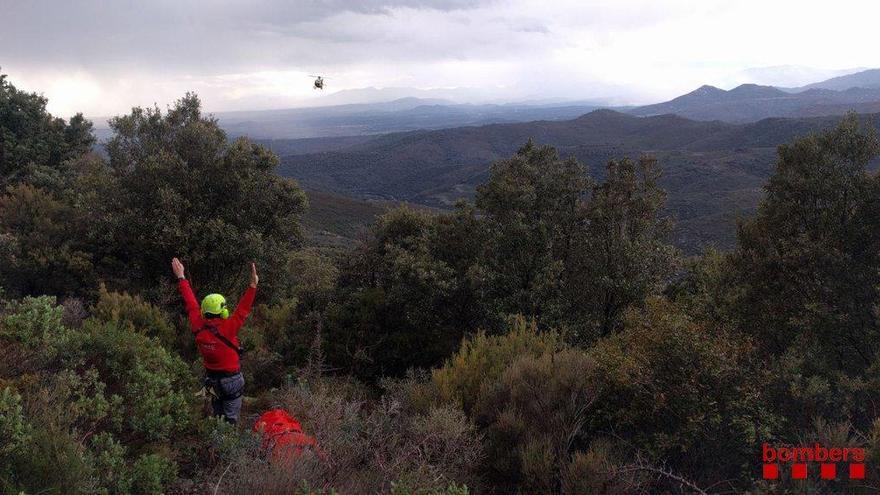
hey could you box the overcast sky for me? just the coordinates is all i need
[1,0,878,117]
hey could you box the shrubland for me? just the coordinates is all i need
[3,71,880,493]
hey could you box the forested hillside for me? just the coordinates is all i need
[279,110,877,252]
[5,72,880,494]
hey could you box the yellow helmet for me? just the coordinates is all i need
[201,293,229,319]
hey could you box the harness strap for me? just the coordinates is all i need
[196,322,243,356]
[204,374,244,401]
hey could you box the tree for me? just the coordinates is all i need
[476,142,677,344]
[326,206,484,380]
[0,73,93,186]
[735,113,880,372]
[565,156,678,341]
[0,183,95,296]
[587,298,769,490]
[476,140,591,329]
[94,93,307,301]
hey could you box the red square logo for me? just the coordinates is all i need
[850,463,865,480]
[792,463,807,479]
[762,464,779,480]
[820,463,836,480]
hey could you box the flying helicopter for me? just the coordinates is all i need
[309,75,325,90]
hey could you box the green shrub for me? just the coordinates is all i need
[1,295,64,353]
[0,387,31,458]
[473,348,599,492]
[433,315,559,414]
[59,318,196,444]
[130,452,178,494]
[0,296,193,494]
[92,285,177,350]
[588,297,769,489]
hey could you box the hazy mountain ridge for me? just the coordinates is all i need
[797,68,880,91]
[631,68,880,122]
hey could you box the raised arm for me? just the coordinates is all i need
[172,257,201,326]
[229,263,258,331]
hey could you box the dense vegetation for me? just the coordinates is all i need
[3,72,880,494]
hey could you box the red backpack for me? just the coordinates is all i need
[253,408,319,461]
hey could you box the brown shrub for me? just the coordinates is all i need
[214,373,482,494]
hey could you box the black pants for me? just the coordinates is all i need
[205,371,244,424]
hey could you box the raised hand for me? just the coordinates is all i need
[171,257,185,279]
[250,262,259,288]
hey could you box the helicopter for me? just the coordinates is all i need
[309,75,325,90]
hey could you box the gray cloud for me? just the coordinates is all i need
[0,0,492,73]
[2,0,878,117]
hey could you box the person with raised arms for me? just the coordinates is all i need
[171,257,258,424]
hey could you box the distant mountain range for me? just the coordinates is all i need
[90,68,880,141]
[92,98,604,141]
[629,68,880,122]
[278,109,879,253]
[797,68,880,91]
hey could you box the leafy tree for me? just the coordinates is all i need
[587,298,771,490]
[735,113,880,372]
[0,72,93,185]
[0,183,96,296]
[476,142,677,343]
[94,93,307,301]
[566,156,678,341]
[326,207,479,380]
[476,140,591,328]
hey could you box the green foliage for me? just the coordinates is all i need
[285,247,340,311]
[433,316,559,414]
[588,297,770,487]
[0,295,65,363]
[735,113,880,372]
[326,206,484,380]
[473,348,599,493]
[59,318,196,444]
[0,183,96,296]
[0,387,31,458]
[92,285,177,350]
[565,155,679,341]
[96,93,307,301]
[666,247,740,327]
[329,143,677,381]
[0,88,308,303]
[0,295,193,494]
[0,72,94,184]
[475,140,592,329]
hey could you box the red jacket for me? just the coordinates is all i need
[178,279,256,372]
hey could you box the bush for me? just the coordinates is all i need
[59,317,196,444]
[0,295,196,494]
[216,373,482,494]
[587,297,769,489]
[92,285,177,350]
[433,316,559,414]
[472,348,600,493]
